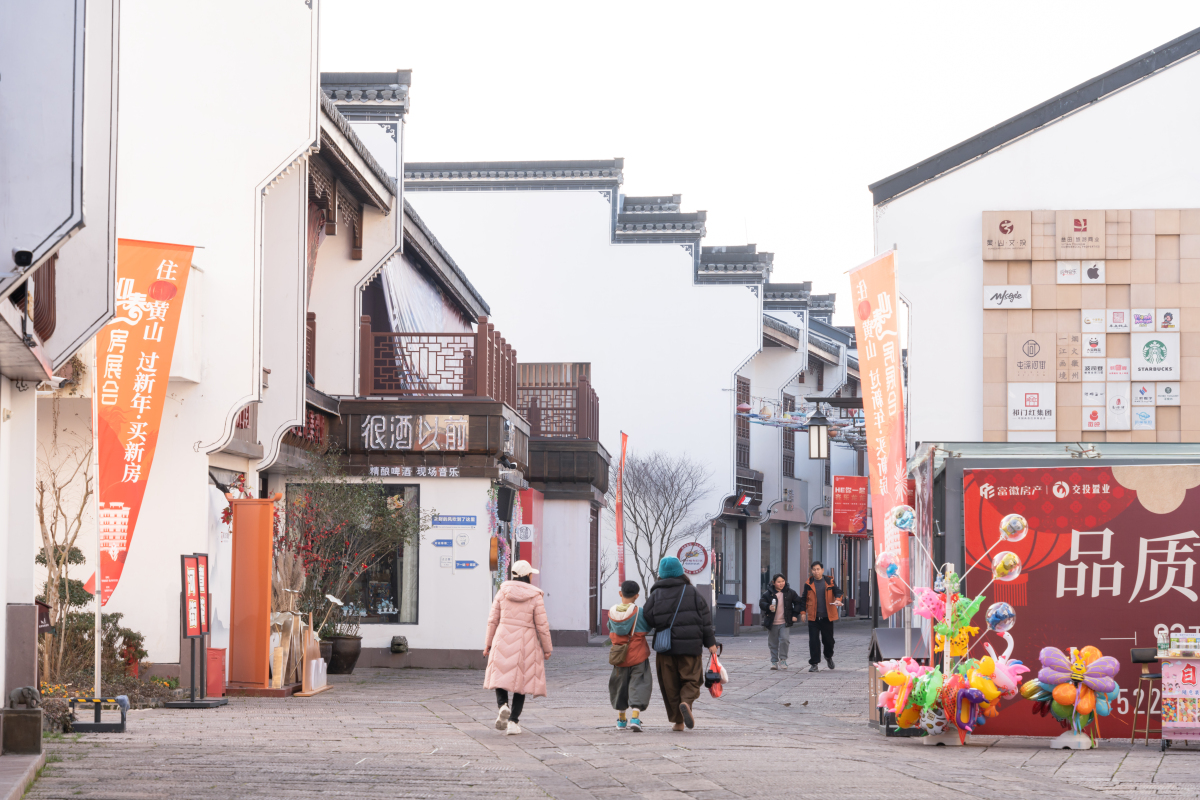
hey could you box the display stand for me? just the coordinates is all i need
[164,636,227,709]
[166,553,226,709]
[294,613,332,698]
[225,493,300,697]
[1161,657,1200,752]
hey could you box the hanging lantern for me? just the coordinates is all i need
[808,412,829,459]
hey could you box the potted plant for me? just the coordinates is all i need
[276,448,431,676]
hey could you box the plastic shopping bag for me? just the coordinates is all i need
[705,646,728,698]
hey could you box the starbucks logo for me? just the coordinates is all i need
[1143,339,1168,365]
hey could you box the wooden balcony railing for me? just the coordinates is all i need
[358,314,517,407]
[516,362,600,440]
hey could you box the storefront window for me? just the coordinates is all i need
[355,485,419,624]
[712,523,743,600]
[760,525,785,595]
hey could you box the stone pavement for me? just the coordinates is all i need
[28,619,1200,799]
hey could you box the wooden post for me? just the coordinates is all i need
[227,493,281,693]
[474,316,489,399]
[359,315,372,396]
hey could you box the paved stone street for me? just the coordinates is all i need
[29,620,1200,799]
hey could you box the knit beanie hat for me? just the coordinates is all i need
[658,557,684,579]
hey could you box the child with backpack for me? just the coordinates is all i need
[607,580,652,731]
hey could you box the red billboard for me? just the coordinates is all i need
[832,476,869,536]
[964,464,1198,737]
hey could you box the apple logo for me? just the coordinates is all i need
[1087,265,1100,280]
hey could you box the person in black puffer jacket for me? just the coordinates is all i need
[758,574,802,670]
[642,557,718,732]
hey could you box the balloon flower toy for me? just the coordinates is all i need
[1021,645,1121,750]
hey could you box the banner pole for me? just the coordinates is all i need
[615,431,628,584]
[92,343,102,699]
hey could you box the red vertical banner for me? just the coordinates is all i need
[182,555,201,639]
[615,431,628,584]
[196,553,210,635]
[832,476,869,536]
[87,240,194,604]
[849,251,910,618]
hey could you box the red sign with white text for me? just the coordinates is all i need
[832,476,869,536]
[964,464,1200,738]
[849,251,910,617]
[182,555,201,639]
[86,240,193,604]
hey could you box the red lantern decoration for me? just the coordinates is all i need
[148,280,178,301]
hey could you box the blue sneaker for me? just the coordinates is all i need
[628,716,642,732]
[616,718,627,730]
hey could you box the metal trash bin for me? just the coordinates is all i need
[715,593,741,637]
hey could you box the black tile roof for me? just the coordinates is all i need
[869,26,1200,205]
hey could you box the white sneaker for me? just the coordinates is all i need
[780,660,789,670]
[505,720,522,735]
[495,704,511,730]
[770,661,779,670]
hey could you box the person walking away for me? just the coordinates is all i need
[642,557,718,731]
[799,561,843,672]
[758,573,801,670]
[483,560,552,735]
[607,579,652,731]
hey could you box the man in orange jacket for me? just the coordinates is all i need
[799,561,843,672]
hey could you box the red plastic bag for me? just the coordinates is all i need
[705,650,728,698]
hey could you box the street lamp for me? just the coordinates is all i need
[808,411,829,460]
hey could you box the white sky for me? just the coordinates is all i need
[323,1,1200,325]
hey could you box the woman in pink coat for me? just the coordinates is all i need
[483,560,552,735]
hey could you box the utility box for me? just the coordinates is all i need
[714,594,741,637]
[207,648,226,697]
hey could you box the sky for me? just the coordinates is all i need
[322,1,1200,325]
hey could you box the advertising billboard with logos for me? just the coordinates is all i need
[964,464,1200,738]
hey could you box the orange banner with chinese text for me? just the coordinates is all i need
[86,239,193,604]
[848,251,910,618]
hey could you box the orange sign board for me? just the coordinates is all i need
[86,239,193,604]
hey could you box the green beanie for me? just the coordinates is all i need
[658,557,684,579]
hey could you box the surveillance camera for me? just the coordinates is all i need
[12,250,33,268]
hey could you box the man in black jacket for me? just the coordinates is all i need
[642,557,718,731]
[758,574,801,669]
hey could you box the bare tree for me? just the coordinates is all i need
[618,452,712,591]
[36,432,94,681]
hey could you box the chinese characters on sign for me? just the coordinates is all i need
[981,211,1032,260]
[1054,211,1105,259]
[182,554,202,639]
[1007,334,1054,382]
[849,251,909,618]
[88,241,194,605]
[832,476,869,536]
[367,465,461,477]
[360,414,469,451]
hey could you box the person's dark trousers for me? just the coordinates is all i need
[496,688,525,722]
[654,653,703,723]
[808,618,835,665]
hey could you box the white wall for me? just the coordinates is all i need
[875,53,1200,446]
[540,499,592,632]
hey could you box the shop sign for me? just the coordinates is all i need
[1107,358,1130,380]
[1008,333,1054,382]
[455,532,470,547]
[514,525,534,543]
[1056,261,1081,284]
[360,414,469,452]
[1082,260,1105,284]
[1131,332,1180,380]
[182,555,202,639]
[1055,211,1106,259]
[369,465,461,477]
[1106,308,1129,333]
[832,475,869,535]
[964,464,1200,738]
[439,557,453,568]
[1158,382,1181,406]
[196,554,209,635]
[1158,308,1181,331]
[677,542,709,574]
[983,285,1031,309]
[1131,308,1156,331]
[1107,382,1131,430]
[1054,333,1082,382]
[433,515,477,527]
[1082,358,1106,382]
[432,539,453,547]
[1132,383,1155,406]
[982,211,1032,260]
[1133,406,1156,431]
[1007,383,1055,431]
[1083,333,1105,357]
[1081,309,1105,333]
[1081,407,1105,432]
[1082,384,1105,406]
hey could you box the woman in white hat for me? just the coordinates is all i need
[483,560,552,734]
